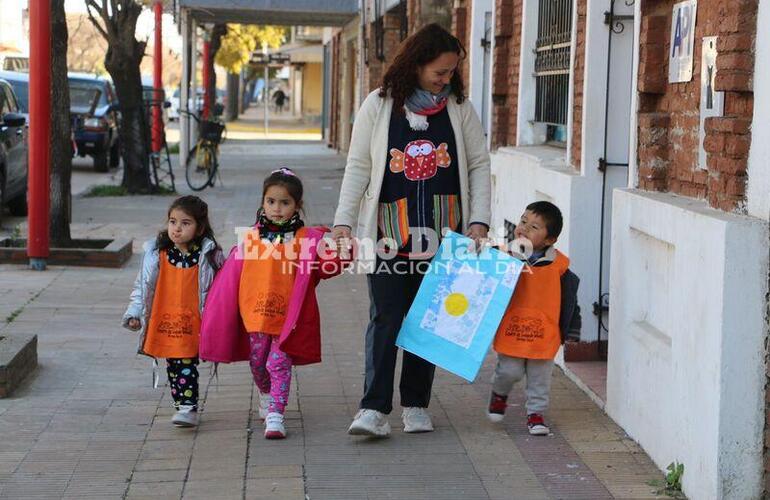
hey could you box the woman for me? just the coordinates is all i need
[332,23,491,437]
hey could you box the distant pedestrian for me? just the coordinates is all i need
[199,168,349,439]
[487,201,582,435]
[123,196,224,428]
[273,88,286,113]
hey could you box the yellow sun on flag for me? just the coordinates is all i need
[444,292,470,317]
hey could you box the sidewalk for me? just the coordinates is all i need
[0,128,666,499]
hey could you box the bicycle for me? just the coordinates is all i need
[180,109,226,191]
[144,96,176,192]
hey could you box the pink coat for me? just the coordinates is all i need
[199,226,346,365]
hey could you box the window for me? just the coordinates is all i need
[0,83,17,114]
[0,84,8,115]
[534,0,572,144]
[9,81,28,113]
[4,85,18,113]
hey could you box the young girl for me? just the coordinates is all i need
[200,168,348,439]
[123,195,224,428]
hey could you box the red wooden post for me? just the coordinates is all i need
[27,0,50,270]
[152,0,163,154]
[202,38,211,120]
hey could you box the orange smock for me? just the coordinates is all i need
[239,229,304,335]
[493,251,569,360]
[143,251,201,358]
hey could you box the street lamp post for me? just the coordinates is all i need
[263,41,269,136]
[28,0,51,270]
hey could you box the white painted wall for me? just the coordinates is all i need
[607,189,768,500]
[467,0,493,118]
[490,147,602,346]
[579,0,635,342]
[747,0,770,221]
[491,1,635,344]
[516,0,546,146]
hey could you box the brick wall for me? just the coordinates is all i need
[451,0,472,88]
[570,0,587,170]
[364,9,403,94]
[491,0,522,149]
[636,0,756,212]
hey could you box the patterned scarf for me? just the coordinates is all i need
[403,85,452,131]
[255,209,304,243]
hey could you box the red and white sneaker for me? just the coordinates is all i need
[487,392,508,423]
[264,412,286,439]
[527,413,550,436]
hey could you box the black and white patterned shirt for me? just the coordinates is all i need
[166,243,201,268]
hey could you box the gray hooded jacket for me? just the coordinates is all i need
[122,237,224,355]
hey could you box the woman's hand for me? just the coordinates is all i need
[465,223,489,253]
[332,225,353,259]
[127,318,141,331]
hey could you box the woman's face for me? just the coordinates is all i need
[417,51,459,94]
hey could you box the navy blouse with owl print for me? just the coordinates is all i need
[378,107,461,257]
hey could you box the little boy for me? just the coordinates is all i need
[488,201,581,435]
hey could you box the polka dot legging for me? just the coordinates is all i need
[166,357,199,410]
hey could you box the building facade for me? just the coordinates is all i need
[324,1,769,497]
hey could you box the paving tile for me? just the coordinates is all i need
[0,123,665,500]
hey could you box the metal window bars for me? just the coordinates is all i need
[534,0,573,126]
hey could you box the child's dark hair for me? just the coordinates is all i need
[262,167,304,206]
[157,195,221,270]
[526,201,563,239]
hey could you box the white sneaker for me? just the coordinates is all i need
[402,407,434,433]
[171,405,199,427]
[347,409,391,437]
[264,412,286,439]
[258,392,273,420]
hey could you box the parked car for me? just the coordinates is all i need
[141,81,170,125]
[0,70,28,114]
[0,78,28,218]
[68,72,120,172]
[168,87,223,120]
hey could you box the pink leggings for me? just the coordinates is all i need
[248,333,292,414]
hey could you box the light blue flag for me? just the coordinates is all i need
[395,231,524,382]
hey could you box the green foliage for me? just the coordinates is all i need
[647,461,686,498]
[84,185,128,197]
[215,25,287,74]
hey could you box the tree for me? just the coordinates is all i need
[67,13,109,75]
[203,24,227,117]
[215,25,286,74]
[50,0,73,245]
[215,25,286,121]
[85,0,152,194]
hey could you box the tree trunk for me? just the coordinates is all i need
[49,0,72,246]
[225,72,239,122]
[101,6,151,193]
[206,24,227,116]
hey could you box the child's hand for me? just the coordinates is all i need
[127,318,141,331]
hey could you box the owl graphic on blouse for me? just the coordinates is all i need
[389,140,451,181]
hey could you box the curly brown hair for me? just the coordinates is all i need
[379,23,466,112]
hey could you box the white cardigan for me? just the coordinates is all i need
[333,89,491,263]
